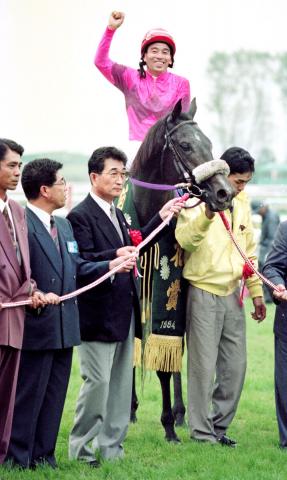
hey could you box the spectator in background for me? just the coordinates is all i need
[251,200,280,303]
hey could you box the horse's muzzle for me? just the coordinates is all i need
[200,180,235,212]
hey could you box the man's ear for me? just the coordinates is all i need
[39,185,49,199]
[90,172,98,184]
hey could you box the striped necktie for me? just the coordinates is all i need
[50,215,60,251]
[2,205,22,265]
[110,204,123,243]
[2,205,15,244]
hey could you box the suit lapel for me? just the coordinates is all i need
[117,209,131,245]
[12,203,30,280]
[86,195,124,248]
[27,208,63,279]
[56,218,71,293]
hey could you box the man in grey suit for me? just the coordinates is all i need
[6,158,135,469]
[68,146,185,466]
[0,139,46,463]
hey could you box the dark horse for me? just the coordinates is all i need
[125,98,233,442]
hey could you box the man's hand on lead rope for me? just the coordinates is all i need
[159,197,187,220]
[273,283,287,301]
[110,254,137,273]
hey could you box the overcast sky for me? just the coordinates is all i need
[0,0,286,158]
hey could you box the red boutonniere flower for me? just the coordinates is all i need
[129,229,142,247]
[128,229,143,279]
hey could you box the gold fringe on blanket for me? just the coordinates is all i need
[133,337,142,367]
[144,334,183,372]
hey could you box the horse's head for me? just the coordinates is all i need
[130,98,234,223]
[163,98,234,211]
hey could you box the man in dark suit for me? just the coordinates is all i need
[67,146,185,465]
[0,139,46,463]
[6,158,135,469]
[262,221,287,449]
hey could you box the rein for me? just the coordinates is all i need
[129,177,202,208]
[219,211,280,293]
[1,199,191,310]
[130,177,180,191]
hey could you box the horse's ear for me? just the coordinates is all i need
[171,99,182,121]
[188,97,197,120]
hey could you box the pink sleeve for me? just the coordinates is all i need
[94,27,137,94]
[94,27,117,85]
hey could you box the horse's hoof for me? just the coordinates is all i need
[164,425,181,443]
[166,434,181,444]
[130,412,138,423]
[174,414,187,428]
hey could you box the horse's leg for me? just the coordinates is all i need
[156,370,180,443]
[172,372,186,427]
[130,367,139,423]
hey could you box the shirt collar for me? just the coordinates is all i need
[89,191,114,219]
[27,202,51,231]
[0,197,8,213]
[145,69,169,81]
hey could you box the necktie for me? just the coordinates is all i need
[2,206,15,244]
[110,204,123,243]
[50,216,60,251]
[2,205,22,265]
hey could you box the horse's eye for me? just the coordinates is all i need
[180,142,192,152]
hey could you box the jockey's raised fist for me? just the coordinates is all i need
[108,11,125,30]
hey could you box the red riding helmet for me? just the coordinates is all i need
[141,28,176,56]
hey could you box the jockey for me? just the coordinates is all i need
[94,11,191,163]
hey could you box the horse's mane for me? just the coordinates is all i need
[130,117,167,176]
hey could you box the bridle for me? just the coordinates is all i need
[160,117,204,198]
[130,115,215,199]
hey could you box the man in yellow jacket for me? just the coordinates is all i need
[175,147,266,447]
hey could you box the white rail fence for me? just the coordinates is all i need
[9,183,287,218]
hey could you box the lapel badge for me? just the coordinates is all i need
[67,240,79,253]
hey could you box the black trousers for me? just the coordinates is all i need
[275,335,287,447]
[6,347,73,468]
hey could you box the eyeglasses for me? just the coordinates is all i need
[101,170,129,181]
[53,177,66,186]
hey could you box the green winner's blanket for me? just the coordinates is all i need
[117,180,186,372]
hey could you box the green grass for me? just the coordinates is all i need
[1,300,287,479]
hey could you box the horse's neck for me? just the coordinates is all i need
[131,139,174,225]
[133,185,173,226]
